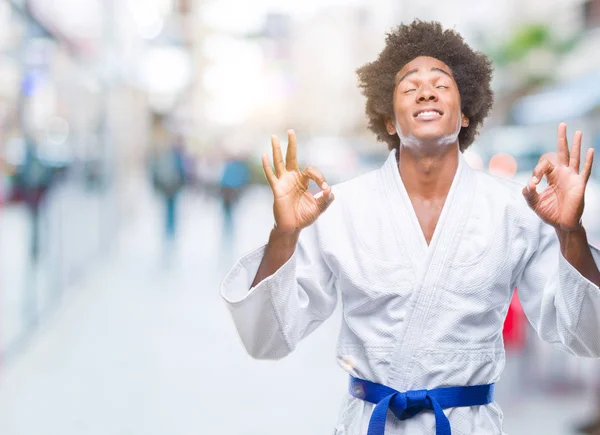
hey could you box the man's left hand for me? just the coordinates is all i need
[522,122,595,231]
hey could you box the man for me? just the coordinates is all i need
[220,21,600,434]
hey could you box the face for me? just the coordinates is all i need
[385,56,469,150]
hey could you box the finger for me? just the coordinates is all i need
[540,151,558,165]
[261,154,277,188]
[522,181,539,209]
[581,148,595,183]
[569,130,582,172]
[271,135,285,177]
[531,158,554,183]
[303,166,328,189]
[314,188,335,213]
[557,122,570,166]
[285,129,298,171]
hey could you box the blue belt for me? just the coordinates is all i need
[349,376,495,435]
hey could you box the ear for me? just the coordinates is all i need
[385,118,397,135]
[461,113,469,128]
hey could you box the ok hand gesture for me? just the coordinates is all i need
[262,130,334,234]
[522,123,595,231]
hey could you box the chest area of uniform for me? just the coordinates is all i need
[332,190,518,300]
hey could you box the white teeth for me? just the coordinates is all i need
[417,111,440,117]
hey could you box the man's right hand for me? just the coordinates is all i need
[262,130,334,234]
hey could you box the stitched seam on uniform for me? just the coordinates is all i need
[338,344,396,350]
[221,246,266,291]
[548,241,589,341]
[267,258,295,354]
[242,244,269,264]
[416,347,506,355]
[412,214,465,355]
[450,226,511,293]
[415,349,504,358]
[568,267,588,335]
[268,288,293,354]
[383,149,424,272]
[222,274,272,306]
[315,218,340,284]
[341,171,403,266]
[376,163,417,269]
[409,162,473,361]
[341,310,395,348]
[386,150,458,385]
[450,178,498,267]
[560,248,600,291]
[347,155,418,375]
[509,192,537,289]
[339,253,413,298]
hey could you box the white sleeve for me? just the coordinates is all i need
[220,222,337,360]
[515,215,600,358]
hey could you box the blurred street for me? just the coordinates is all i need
[0,183,597,435]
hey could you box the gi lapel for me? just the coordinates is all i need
[382,149,477,389]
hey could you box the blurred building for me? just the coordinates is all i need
[285,3,396,141]
[0,0,181,360]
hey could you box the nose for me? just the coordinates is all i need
[417,85,438,102]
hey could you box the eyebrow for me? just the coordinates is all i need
[397,67,452,84]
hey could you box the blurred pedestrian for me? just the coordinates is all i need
[219,156,250,242]
[12,139,54,263]
[150,131,187,253]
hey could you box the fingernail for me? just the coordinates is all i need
[532,176,538,183]
[322,182,328,190]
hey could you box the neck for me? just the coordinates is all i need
[397,143,459,200]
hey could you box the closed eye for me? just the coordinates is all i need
[436,85,448,89]
[404,88,416,93]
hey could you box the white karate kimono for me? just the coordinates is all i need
[221,148,600,434]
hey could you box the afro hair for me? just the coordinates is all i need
[357,20,494,152]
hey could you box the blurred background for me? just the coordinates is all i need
[0,0,599,434]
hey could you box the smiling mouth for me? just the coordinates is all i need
[413,110,443,121]
[414,109,443,118]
